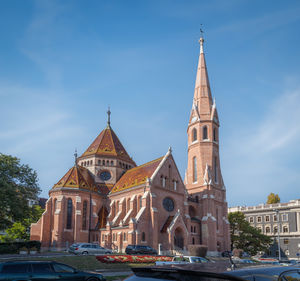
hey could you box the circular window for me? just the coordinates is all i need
[100,171,111,181]
[163,197,174,212]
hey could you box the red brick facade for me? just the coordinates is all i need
[30,37,230,255]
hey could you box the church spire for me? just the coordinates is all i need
[193,34,213,118]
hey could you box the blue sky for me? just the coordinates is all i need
[1,0,300,207]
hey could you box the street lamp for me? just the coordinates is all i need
[274,209,281,261]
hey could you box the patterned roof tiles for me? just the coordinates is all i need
[80,126,135,165]
[110,156,164,194]
[52,165,97,192]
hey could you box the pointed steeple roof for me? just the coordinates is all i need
[51,165,97,192]
[193,36,214,119]
[80,126,135,165]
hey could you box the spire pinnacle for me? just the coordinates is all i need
[107,106,111,128]
[199,26,204,54]
[74,148,78,166]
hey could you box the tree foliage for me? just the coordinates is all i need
[267,193,280,204]
[0,153,41,230]
[228,211,272,256]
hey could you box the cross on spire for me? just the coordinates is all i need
[199,25,204,54]
[74,148,78,166]
[107,106,111,127]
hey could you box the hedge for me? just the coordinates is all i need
[0,241,41,254]
[96,255,173,263]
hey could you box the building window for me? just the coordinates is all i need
[193,156,197,183]
[194,226,196,233]
[265,215,270,222]
[141,232,146,242]
[82,201,87,230]
[162,177,166,187]
[203,126,208,140]
[283,238,289,245]
[249,217,254,223]
[273,215,278,222]
[191,226,193,232]
[257,227,262,232]
[98,160,101,165]
[213,128,217,142]
[192,237,195,244]
[192,128,197,142]
[123,232,127,241]
[257,216,262,223]
[282,214,288,221]
[274,226,278,234]
[173,180,177,190]
[66,198,73,229]
[265,226,270,233]
[283,226,288,233]
[90,160,93,165]
[214,156,218,183]
[103,160,105,165]
[54,199,57,212]
[139,196,142,210]
[111,161,114,166]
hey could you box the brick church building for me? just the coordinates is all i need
[30,37,230,255]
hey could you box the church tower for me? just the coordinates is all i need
[186,36,230,253]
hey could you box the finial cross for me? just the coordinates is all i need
[74,148,78,166]
[107,106,111,126]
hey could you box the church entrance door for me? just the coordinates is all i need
[174,227,184,249]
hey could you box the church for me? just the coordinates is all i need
[30,37,230,255]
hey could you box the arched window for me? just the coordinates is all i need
[123,232,127,241]
[111,160,114,166]
[216,208,219,230]
[173,180,177,190]
[191,226,193,232]
[274,226,278,233]
[141,232,146,242]
[203,126,208,140]
[82,201,87,230]
[194,226,196,233]
[139,196,143,209]
[54,199,57,213]
[193,156,197,183]
[214,156,218,183]
[98,160,101,165]
[283,226,288,233]
[192,128,197,142]
[162,177,166,187]
[266,226,270,233]
[90,160,93,165]
[213,128,217,142]
[192,237,195,245]
[66,198,73,229]
[106,160,109,166]
[103,160,105,165]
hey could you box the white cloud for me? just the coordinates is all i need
[224,87,300,206]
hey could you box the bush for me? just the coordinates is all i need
[0,241,41,254]
[188,245,208,257]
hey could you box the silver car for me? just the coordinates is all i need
[68,243,112,255]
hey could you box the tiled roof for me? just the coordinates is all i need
[110,156,164,194]
[80,126,135,165]
[52,165,97,192]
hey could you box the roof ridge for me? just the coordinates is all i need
[127,156,164,172]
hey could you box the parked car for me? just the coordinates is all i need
[0,260,105,281]
[125,264,300,281]
[156,256,210,266]
[125,245,157,255]
[69,243,112,255]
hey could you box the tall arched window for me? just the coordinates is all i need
[54,199,57,213]
[139,196,143,209]
[192,128,197,142]
[82,201,87,230]
[193,156,197,183]
[141,232,146,242]
[203,126,208,140]
[214,156,218,183]
[213,128,217,142]
[66,198,73,229]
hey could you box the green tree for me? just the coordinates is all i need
[228,211,272,256]
[0,205,44,242]
[267,193,280,204]
[0,153,41,230]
